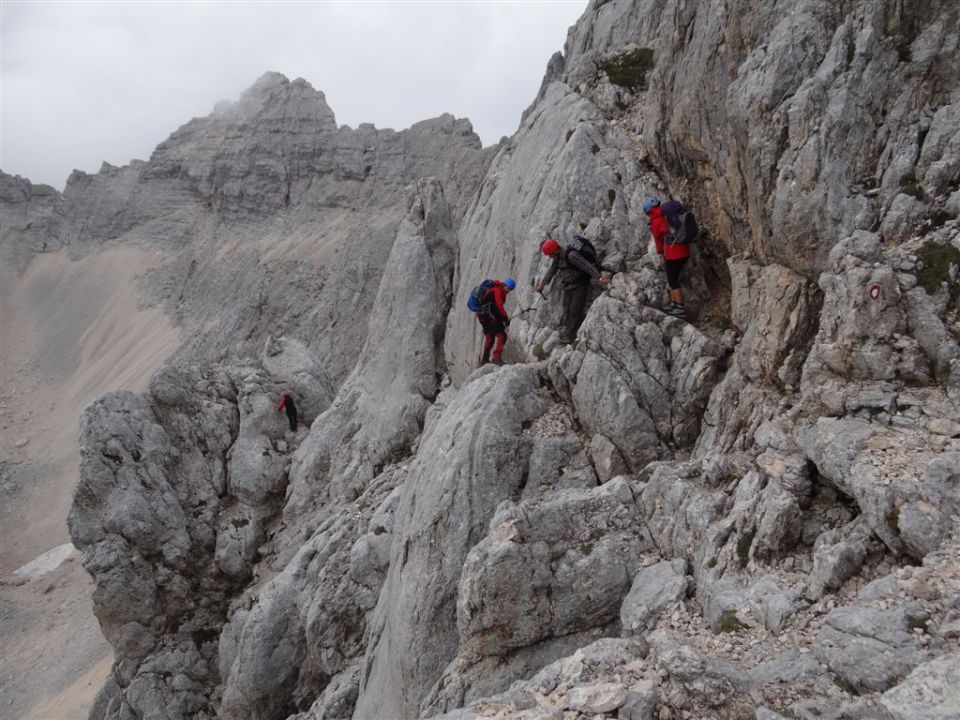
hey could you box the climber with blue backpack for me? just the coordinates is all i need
[468,277,516,366]
[643,198,698,318]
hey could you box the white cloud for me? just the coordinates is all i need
[0,0,588,189]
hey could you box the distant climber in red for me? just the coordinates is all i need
[278,390,298,432]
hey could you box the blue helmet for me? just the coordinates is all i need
[642,198,660,214]
[503,278,517,291]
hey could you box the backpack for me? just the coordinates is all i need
[567,234,601,270]
[661,200,699,245]
[467,279,496,312]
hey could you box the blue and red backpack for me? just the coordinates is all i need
[467,279,496,312]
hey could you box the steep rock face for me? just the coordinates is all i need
[561,0,960,273]
[694,258,821,456]
[283,179,457,521]
[423,478,655,716]
[548,290,724,467]
[0,172,65,270]
[444,0,959,384]
[353,365,550,720]
[70,355,331,720]
[217,469,403,720]
[443,81,639,382]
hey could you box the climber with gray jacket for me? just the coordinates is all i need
[536,236,610,343]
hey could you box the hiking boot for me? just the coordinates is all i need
[660,301,677,313]
[665,303,687,317]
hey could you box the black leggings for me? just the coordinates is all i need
[664,257,688,290]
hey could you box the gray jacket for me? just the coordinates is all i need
[541,248,602,289]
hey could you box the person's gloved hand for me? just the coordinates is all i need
[599,276,611,287]
[535,283,545,293]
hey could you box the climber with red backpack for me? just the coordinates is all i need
[468,278,516,366]
[644,198,698,318]
[536,235,610,343]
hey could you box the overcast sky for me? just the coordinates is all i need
[0,1,588,189]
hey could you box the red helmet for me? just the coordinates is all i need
[541,238,560,256]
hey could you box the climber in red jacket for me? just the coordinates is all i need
[278,391,298,432]
[645,198,691,317]
[477,278,516,365]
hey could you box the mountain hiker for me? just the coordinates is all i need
[644,197,696,318]
[472,277,516,366]
[278,390,298,432]
[536,236,610,343]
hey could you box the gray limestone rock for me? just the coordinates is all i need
[748,577,805,634]
[564,0,958,272]
[219,468,402,720]
[284,179,458,521]
[353,366,550,720]
[456,478,652,659]
[0,171,65,270]
[550,298,724,469]
[812,604,932,693]
[646,630,751,715]
[695,258,819,457]
[260,337,335,425]
[809,520,875,599]
[755,710,791,720]
[620,559,690,635]
[5,73,494,394]
[590,433,628,482]
[879,654,960,720]
[525,431,597,497]
[288,665,361,720]
[69,368,240,719]
[34,2,960,719]
[803,419,960,561]
[424,638,647,720]
[565,682,627,713]
[620,680,656,720]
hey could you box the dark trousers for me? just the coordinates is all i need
[286,410,298,432]
[479,315,507,364]
[561,284,590,341]
[665,257,688,290]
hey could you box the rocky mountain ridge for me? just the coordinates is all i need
[2,71,494,383]
[2,1,959,719]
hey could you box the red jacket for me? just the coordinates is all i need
[478,282,509,321]
[649,205,690,261]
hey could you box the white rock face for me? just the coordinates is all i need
[12,543,77,579]
[2,0,952,719]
